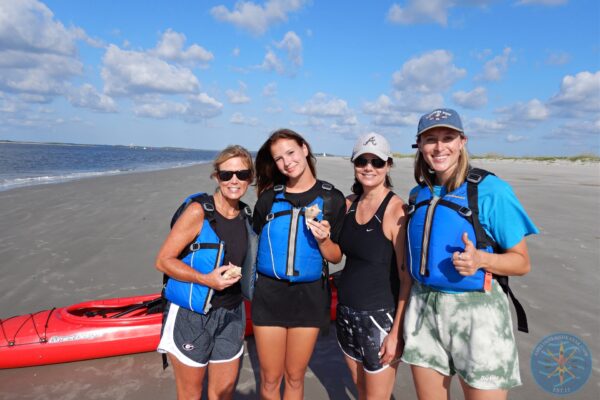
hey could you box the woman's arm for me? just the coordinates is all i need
[452,234,531,277]
[379,196,412,364]
[155,202,239,291]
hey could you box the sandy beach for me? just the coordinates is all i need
[0,157,598,399]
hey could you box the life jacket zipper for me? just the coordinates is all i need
[286,207,301,276]
[420,196,440,276]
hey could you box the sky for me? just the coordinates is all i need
[0,0,598,156]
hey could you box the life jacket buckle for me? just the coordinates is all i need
[202,202,215,212]
[458,206,472,217]
[407,204,416,215]
[467,172,483,184]
[266,213,275,222]
[190,243,202,252]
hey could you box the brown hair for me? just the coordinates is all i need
[210,145,255,182]
[350,158,394,195]
[255,128,317,195]
[413,141,470,192]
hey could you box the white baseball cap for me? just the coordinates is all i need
[351,133,392,161]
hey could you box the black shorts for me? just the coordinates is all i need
[157,302,245,367]
[251,273,329,328]
[336,304,395,373]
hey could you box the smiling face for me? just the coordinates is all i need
[353,153,390,190]
[418,127,466,186]
[270,138,311,182]
[215,156,251,201]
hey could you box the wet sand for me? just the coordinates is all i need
[0,157,598,399]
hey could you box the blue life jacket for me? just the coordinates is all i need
[164,193,256,313]
[407,177,493,292]
[256,183,332,282]
[407,168,529,333]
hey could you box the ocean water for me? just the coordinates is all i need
[0,142,218,192]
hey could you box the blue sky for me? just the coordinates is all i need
[0,0,598,156]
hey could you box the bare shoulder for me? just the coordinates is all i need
[387,193,406,216]
[173,201,205,230]
[345,194,358,209]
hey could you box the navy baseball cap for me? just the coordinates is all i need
[417,108,464,137]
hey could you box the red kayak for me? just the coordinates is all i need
[1,280,338,369]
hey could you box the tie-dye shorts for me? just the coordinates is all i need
[401,281,522,390]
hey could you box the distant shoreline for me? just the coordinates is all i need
[2,139,597,163]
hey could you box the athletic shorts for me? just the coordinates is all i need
[401,281,522,390]
[157,301,245,367]
[336,304,396,373]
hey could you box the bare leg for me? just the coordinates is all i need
[411,365,452,400]
[168,353,207,400]
[282,327,320,400]
[207,357,241,400]
[460,378,508,400]
[363,362,399,400]
[343,355,367,400]
[254,325,287,400]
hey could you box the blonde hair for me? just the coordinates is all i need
[413,145,470,192]
[211,145,255,182]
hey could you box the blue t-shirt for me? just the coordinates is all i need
[410,174,539,250]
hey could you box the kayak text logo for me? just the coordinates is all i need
[530,332,592,396]
[49,331,103,343]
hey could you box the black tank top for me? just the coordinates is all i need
[337,191,399,311]
[210,209,247,310]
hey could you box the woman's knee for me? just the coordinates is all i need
[261,372,283,392]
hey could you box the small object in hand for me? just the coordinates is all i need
[222,266,242,279]
[304,204,321,228]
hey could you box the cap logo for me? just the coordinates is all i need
[363,136,377,146]
[426,110,452,121]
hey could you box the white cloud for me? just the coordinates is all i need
[262,82,278,97]
[0,0,86,98]
[133,93,223,121]
[226,81,251,104]
[68,84,117,112]
[363,94,421,126]
[392,50,467,93]
[258,49,285,74]
[477,47,512,82]
[265,105,283,113]
[497,99,549,121]
[151,29,214,67]
[466,117,507,136]
[387,0,451,26]
[276,31,302,67]
[549,71,600,115]
[544,120,600,147]
[134,100,187,119]
[185,93,224,120]
[210,0,308,35]
[363,95,395,115]
[230,112,260,126]
[516,0,567,6]
[506,134,526,142]
[452,87,488,109]
[295,92,352,117]
[101,45,200,96]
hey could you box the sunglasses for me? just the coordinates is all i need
[217,169,252,181]
[353,157,387,169]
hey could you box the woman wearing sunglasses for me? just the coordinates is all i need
[401,109,538,399]
[252,128,346,400]
[335,133,412,399]
[155,145,255,400]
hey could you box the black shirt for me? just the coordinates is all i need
[210,209,248,310]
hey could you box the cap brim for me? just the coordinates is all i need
[417,124,464,136]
